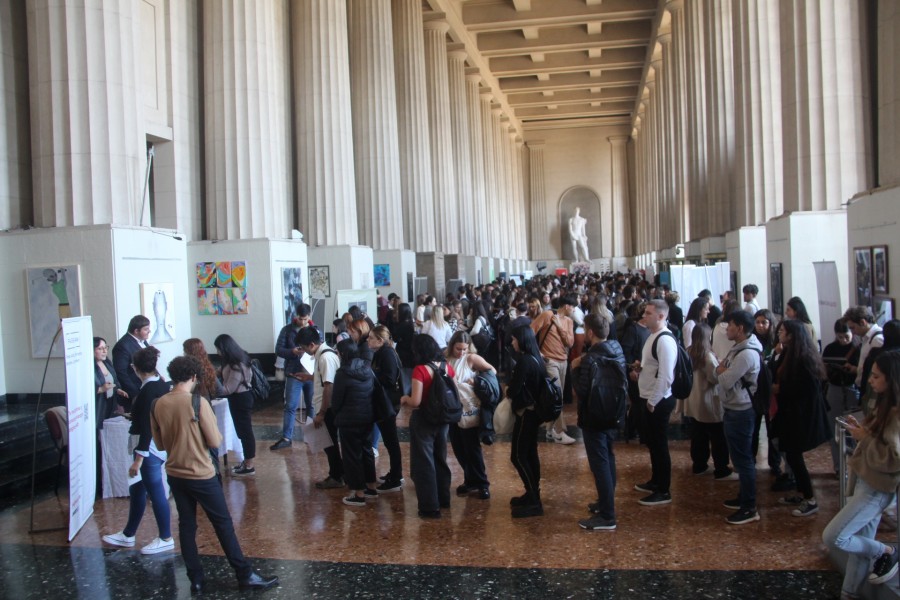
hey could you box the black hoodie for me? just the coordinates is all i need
[331,357,376,428]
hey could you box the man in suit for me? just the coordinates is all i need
[113,315,152,408]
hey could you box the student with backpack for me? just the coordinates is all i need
[572,313,627,531]
[214,334,257,476]
[400,335,457,519]
[506,325,550,518]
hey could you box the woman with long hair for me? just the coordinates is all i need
[751,309,785,482]
[183,338,226,399]
[823,352,900,595]
[446,331,496,500]
[682,297,710,349]
[469,300,495,358]
[526,297,543,320]
[822,319,862,474]
[770,320,830,515]
[214,334,256,476]
[752,309,780,358]
[786,296,817,348]
[102,346,173,554]
[394,303,416,369]
[506,325,548,518]
[94,336,128,424]
[400,335,454,518]
[421,303,453,350]
[684,324,732,479]
[368,325,404,492]
[348,317,373,362]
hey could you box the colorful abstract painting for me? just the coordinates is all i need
[230,287,249,314]
[216,262,233,288]
[196,262,216,288]
[374,264,391,287]
[197,289,218,315]
[231,261,247,287]
[216,289,234,314]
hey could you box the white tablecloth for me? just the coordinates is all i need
[211,398,244,465]
[99,417,169,499]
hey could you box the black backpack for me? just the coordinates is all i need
[421,361,463,426]
[736,348,771,417]
[650,330,693,400]
[527,355,563,423]
[240,359,270,403]
[582,354,628,430]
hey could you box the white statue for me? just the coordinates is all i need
[568,206,590,262]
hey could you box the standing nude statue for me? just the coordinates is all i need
[568,207,590,262]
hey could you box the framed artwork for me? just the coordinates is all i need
[769,263,783,317]
[309,266,330,298]
[27,265,82,358]
[874,296,895,327]
[730,271,738,296]
[281,267,304,326]
[195,261,249,315]
[873,246,888,294]
[374,264,391,287]
[854,248,873,308]
[406,272,414,303]
[140,283,176,344]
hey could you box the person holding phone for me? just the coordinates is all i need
[823,352,900,595]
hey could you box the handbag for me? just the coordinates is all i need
[493,397,515,435]
[372,378,398,422]
[456,382,481,429]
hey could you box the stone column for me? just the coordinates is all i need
[204,0,291,240]
[497,116,512,259]
[27,0,145,227]
[480,91,499,258]
[0,0,31,230]
[293,0,358,246]
[447,46,475,256]
[391,0,435,251]
[879,0,900,187]
[465,70,488,257]
[780,0,870,212]
[667,0,689,241]
[423,17,459,254]
[609,135,632,257]
[684,0,708,240]
[348,0,403,250]
[518,139,529,260]
[528,141,547,259]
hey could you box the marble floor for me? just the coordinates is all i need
[1,403,891,599]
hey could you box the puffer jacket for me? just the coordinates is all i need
[573,340,628,430]
[331,358,375,428]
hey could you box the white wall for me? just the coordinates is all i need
[726,226,769,309]
[525,124,630,260]
[848,183,900,308]
[373,249,416,304]
[308,245,374,324]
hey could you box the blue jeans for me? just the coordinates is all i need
[123,452,171,539]
[723,406,756,510]
[823,478,896,597]
[282,378,313,439]
[582,427,617,521]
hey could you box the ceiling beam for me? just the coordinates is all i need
[499,68,643,93]
[476,20,652,57]
[463,0,656,33]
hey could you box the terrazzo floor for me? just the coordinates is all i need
[0,403,886,599]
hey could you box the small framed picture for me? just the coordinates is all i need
[854,247,873,308]
[873,246,888,294]
[874,296,895,327]
[769,263,783,316]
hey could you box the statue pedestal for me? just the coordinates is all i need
[570,261,593,275]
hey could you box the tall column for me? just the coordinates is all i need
[348,0,403,250]
[423,17,458,254]
[517,139,529,260]
[685,0,709,240]
[780,0,870,212]
[447,46,474,256]
[667,0,689,241]
[609,136,632,257]
[879,0,900,187]
[293,0,357,246]
[465,70,488,257]
[392,0,435,252]
[528,141,547,259]
[496,116,512,259]
[27,0,145,227]
[0,0,31,229]
[204,0,291,240]
[480,91,499,258]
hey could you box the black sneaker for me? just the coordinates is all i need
[233,465,255,476]
[588,501,601,514]
[478,488,491,500]
[634,481,658,494]
[269,438,292,451]
[791,500,819,517]
[579,515,616,530]
[511,503,544,518]
[638,492,672,506]
[343,494,366,507]
[315,477,345,489]
[727,508,760,525]
[778,495,804,506]
[364,488,378,501]
[869,549,898,584]
[456,484,475,496]
[238,571,279,590]
[723,498,741,510]
[771,475,796,492]
[376,480,402,494]
[510,494,531,507]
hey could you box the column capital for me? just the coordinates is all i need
[466,71,483,84]
[656,31,672,46]
[423,15,450,34]
[527,139,545,148]
[608,135,629,145]
[665,0,684,14]
[447,42,467,61]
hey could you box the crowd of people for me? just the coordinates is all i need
[92,271,899,596]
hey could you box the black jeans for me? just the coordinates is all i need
[582,427,617,520]
[339,424,376,491]
[510,409,541,502]
[784,450,814,499]
[323,407,344,481]
[228,391,256,460]
[168,475,252,584]
[408,410,451,512]
[690,420,731,477]
[378,415,403,482]
[641,396,675,494]
[449,423,489,489]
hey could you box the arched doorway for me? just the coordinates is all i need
[559,187,601,261]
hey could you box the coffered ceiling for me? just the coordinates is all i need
[425,0,660,131]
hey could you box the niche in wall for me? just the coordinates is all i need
[559,186,602,261]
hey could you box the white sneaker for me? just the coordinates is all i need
[545,429,555,441]
[102,531,135,547]
[551,430,577,445]
[141,537,175,555]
